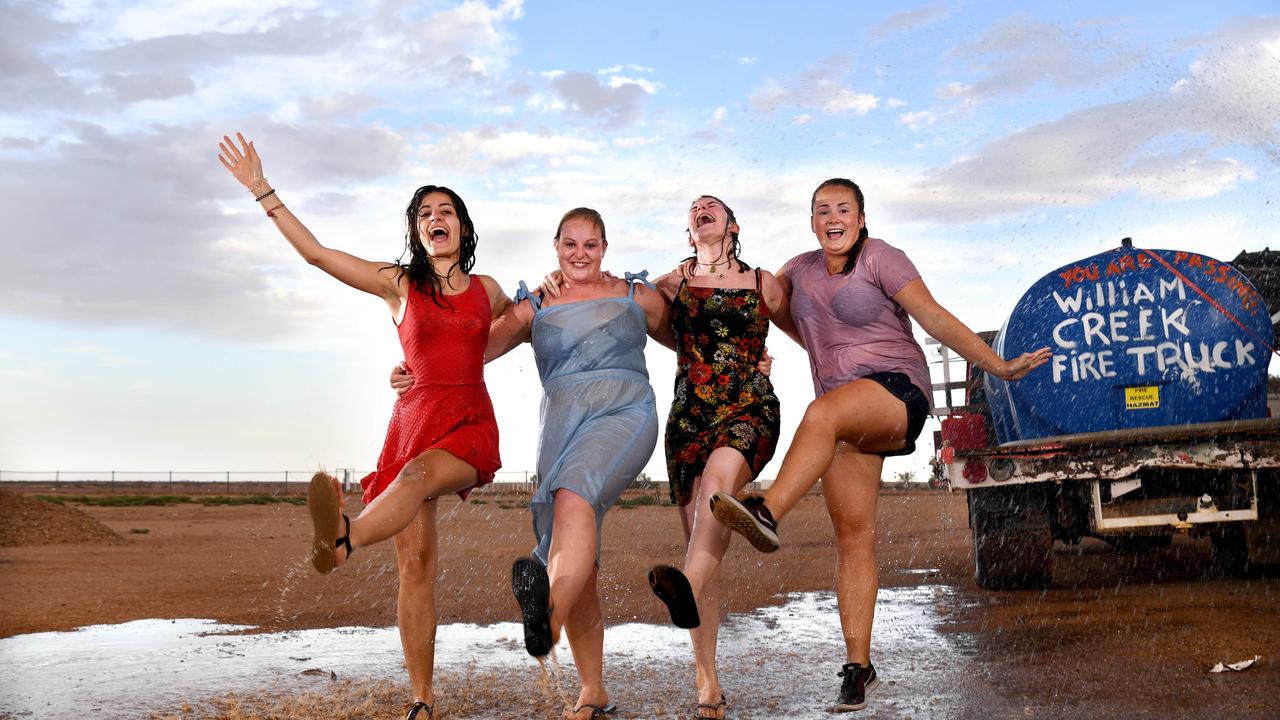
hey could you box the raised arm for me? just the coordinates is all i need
[893,278,1050,381]
[218,133,400,302]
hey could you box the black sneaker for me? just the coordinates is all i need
[709,492,779,552]
[833,662,879,712]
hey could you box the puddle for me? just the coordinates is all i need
[0,586,973,719]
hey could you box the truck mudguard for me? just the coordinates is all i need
[986,246,1274,442]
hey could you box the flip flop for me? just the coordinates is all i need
[307,472,351,574]
[569,702,617,719]
[693,694,727,719]
[405,700,433,719]
[648,565,701,628]
[512,556,552,656]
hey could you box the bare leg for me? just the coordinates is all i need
[562,565,609,720]
[821,450,884,664]
[545,490,598,649]
[347,449,478,556]
[393,499,440,707]
[680,448,752,717]
[761,380,907,522]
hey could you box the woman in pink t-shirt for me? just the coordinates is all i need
[711,178,1049,713]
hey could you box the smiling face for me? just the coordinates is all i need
[555,217,607,284]
[687,196,739,244]
[416,191,463,259]
[810,184,866,257]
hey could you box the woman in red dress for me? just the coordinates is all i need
[218,133,506,720]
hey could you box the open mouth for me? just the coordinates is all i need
[696,213,715,227]
[429,228,448,240]
[826,228,845,241]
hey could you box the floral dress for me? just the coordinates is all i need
[664,269,780,505]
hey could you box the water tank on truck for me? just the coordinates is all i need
[985,244,1274,443]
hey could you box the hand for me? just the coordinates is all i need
[674,258,696,280]
[390,361,416,397]
[996,347,1053,381]
[217,132,266,191]
[756,348,773,377]
[539,270,565,298]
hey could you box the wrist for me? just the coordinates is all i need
[247,177,271,197]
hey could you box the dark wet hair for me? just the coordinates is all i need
[683,194,750,274]
[395,185,477,307]
[555,207,607,244]
[811,178,869,275]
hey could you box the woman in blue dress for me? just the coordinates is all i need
[438,207,670,720]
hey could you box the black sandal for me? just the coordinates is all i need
[693,694,726,719]
[308,472,353,574]
[405,700,433,719]
[648,565,700,628]
[512,556,552,656]
[570,702,616,719]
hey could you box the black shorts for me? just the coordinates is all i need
[861,371,930,458]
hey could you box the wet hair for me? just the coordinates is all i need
[395,185,477,308]
[811,178,870,275]
[554,207,607,244]
[684,195,750,274]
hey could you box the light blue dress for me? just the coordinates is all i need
[515,273,659,565]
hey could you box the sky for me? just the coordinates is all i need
[2,0,1278,482]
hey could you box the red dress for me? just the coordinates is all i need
[360,278,501,503]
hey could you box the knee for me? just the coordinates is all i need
[833,520,876,558]
[800,397,839,432]
[397,550,439,586]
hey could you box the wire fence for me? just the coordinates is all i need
[0,469,544,495]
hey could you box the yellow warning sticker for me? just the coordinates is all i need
[1125,386,1160,410]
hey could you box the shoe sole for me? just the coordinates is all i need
[709,492,780,553]
[832,677,880,712]
[307,472,342,575]
[648,565,701,629]
[511,557,552,657]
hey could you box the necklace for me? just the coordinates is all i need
[696,258,731,280]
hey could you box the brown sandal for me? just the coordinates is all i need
[307,472,352,574]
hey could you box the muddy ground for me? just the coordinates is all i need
[0,486,1276,719]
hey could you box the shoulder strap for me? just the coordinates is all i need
[513,281,543,312]
[623,270,655,300]
[754,267,763,292]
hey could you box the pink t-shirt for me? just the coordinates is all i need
[782,238,931,402]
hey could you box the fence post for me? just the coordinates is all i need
[226,471,231,493]
[169,470,173,493]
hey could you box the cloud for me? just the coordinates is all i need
[748,55,880,116]
[898,110,937,129]
[867,4,955,43]
[548,71,652,129]
[422,128,604,173]
[0,121,407,339]
[896,24,1279,222]
[940,13,1143,102]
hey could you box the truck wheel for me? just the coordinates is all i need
[969,486,1054,590]
[1210,525,1251,578]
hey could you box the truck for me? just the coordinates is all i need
[934,241,1280,589]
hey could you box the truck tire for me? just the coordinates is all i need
[1210,525,1251,578]
[969,485,1053,590]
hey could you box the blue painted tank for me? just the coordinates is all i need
[985,245,1275,443]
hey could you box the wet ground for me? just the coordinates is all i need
[0,490,1276,718]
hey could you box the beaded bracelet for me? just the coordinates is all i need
[255,189,277,202]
